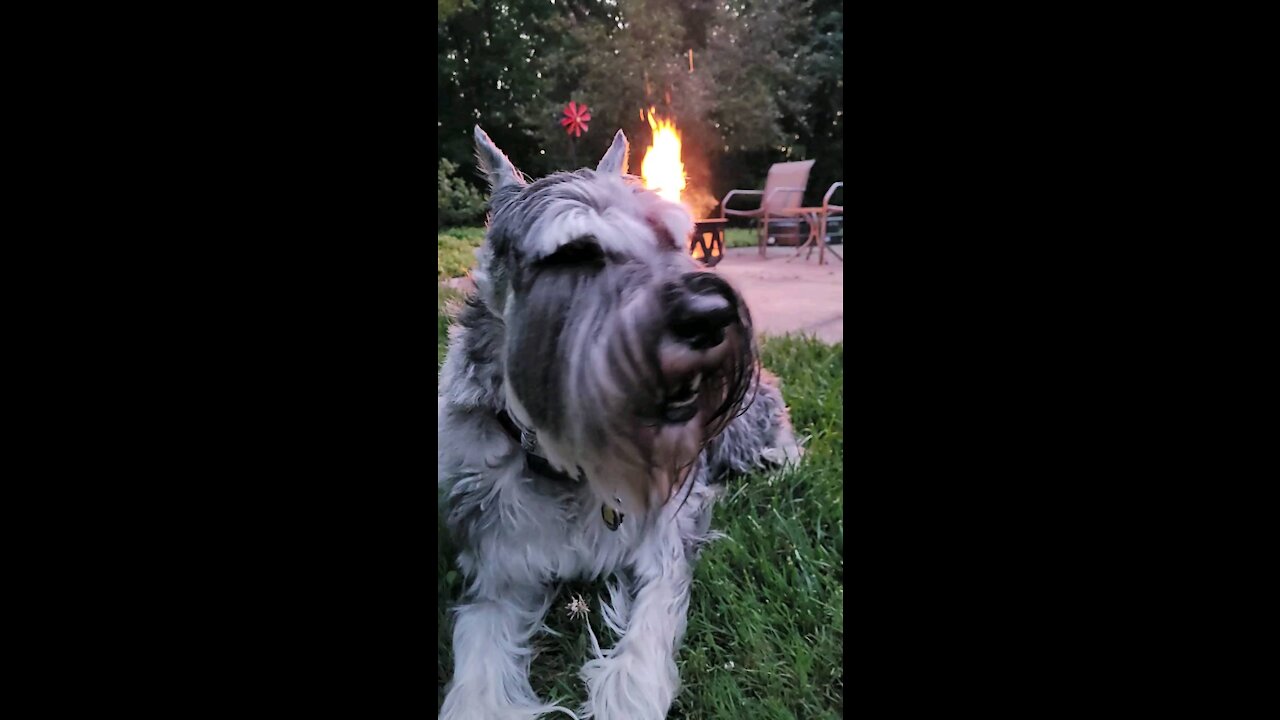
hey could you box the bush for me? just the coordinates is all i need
[438,159,485,228]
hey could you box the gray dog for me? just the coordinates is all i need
[438,126,802,719]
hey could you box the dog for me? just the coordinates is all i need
[438,126,802,719]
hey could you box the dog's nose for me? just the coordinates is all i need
[669,273,737,349]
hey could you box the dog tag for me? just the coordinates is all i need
[601,504,624,531]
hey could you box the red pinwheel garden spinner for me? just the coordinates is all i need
[560,101,591,138]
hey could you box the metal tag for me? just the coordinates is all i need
[601,504,624,531]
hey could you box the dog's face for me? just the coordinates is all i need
[472,126,756,515]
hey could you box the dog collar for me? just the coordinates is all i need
[495,410,585,485]
[494,409,623,531]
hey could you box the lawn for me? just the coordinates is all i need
[438,226,488,282]
[437,233,844,719]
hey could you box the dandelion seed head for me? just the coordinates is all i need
[565,594,590,621]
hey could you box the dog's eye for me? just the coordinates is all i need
[540,237,604,267]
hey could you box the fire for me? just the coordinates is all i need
[640,107,686,206]
[639,108,719,263]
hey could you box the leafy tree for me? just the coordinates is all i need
[437,0,842,212]
[437,0,562,182]
[518,1,715,203]
[795,0,844,205]
[705,0,815,153]
[438,0,474,23]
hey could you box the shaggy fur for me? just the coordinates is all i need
[439,127,801,719]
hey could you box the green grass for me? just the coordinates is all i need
[437,290,844,718]
[438,226,487,282]
[725,226,759,249]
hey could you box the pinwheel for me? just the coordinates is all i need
[560,101,591,138]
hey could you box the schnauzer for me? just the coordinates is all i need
[438,126,802,719]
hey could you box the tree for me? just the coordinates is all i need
[437,0,843,210]
[437,0,563,182]
[795,0,844,205]
[704,0,815,152]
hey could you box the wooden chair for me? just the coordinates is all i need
[719,159,815,257]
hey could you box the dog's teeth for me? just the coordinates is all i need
[661,373,702,421]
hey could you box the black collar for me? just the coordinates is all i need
[494,410,623,531]
[495,410,585,485]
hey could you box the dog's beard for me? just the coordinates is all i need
[503,258,755,514]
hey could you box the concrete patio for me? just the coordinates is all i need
[713,245,844,343]
[441,244,844,344]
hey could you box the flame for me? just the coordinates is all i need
[640,107,686,206]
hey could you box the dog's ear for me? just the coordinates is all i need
[474,125,525,191]
[596,129,629,175]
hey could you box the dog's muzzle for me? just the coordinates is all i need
[659,272,741,424]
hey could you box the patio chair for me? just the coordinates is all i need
[780,180,845,265]
[718,159,815,257]
[808,181,843,264]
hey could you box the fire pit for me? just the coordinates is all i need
[690,218,726,267]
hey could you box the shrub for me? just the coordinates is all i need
[438,159,485,228]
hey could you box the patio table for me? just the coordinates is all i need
[770,207,843,266]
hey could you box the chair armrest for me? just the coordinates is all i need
[719,189,764,219]
[823,182,843,209]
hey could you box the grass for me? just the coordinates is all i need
[438,226,487,282]
[437,276,844,718]
[725,226,758,249]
